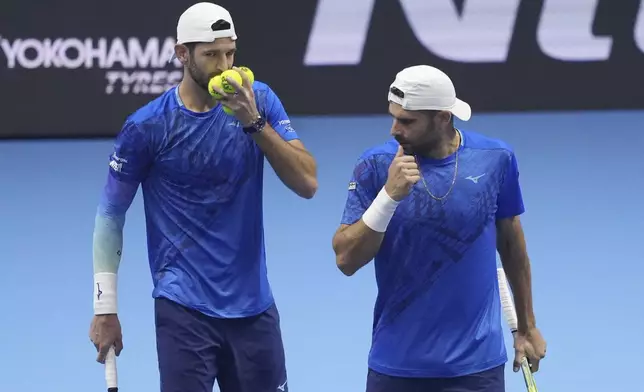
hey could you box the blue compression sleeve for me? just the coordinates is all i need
[92,175,138,274]
[93,212,125,274]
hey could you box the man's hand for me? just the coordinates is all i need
[513,327,546,373]
[89,314,123,363]
[211,67,260,127]
[384,145,421,201]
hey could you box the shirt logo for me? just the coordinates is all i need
[109,159,122,172]
[465,173,486,183]
[348,181,357,190]
[109,152,128,172]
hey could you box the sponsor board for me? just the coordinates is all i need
[1,36,182,95]
[2,0,643,138]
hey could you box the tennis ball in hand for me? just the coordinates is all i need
[237,66,254,85]
[208,76,224,99]
[208,69,243,98]
[220,69,242,93]
[222,105,234,115]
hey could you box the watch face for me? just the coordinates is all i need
[244,116,266,134]
[255,117,266,130]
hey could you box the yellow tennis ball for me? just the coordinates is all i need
[208,76,223,99]
[222,105,234,115]
[220,69,242,93]
[238,66,254,85]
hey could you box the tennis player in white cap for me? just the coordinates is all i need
[332,65,546,391]
[89,2,317,392]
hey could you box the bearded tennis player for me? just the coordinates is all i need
[332,65,546,391]
[88,3,317,392]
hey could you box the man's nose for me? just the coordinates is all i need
[390,123,402,137]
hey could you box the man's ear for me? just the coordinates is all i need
[438,110,452,125]
[174,44,189,65]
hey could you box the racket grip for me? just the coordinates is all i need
[497,267,518,332]
[520,357,538,390]
[105,346,118,392]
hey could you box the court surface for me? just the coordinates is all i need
[1,110,643,392]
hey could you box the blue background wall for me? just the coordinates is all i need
[1,110,643,391]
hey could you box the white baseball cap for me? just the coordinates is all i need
[176,2,237,45]
[388,65,471,121]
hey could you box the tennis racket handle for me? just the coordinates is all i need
[105,346,118,391]
[520,357,538,391]
[497,268,518,331]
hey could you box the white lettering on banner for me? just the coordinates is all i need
[105,70,183,95]
[635,3,644,53]
[399,0,521,62]
[305,0,522,65]
[0,37,178,69]
[304,0,640,65]
[537,0,611,61]
[304,0,375,66]
[0,36,183,96]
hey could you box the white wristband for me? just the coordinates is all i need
[94,272,118,315]
[362,187,400,233]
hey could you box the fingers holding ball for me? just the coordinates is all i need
[207,66,255,115]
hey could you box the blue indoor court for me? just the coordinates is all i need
[1,110,643,392]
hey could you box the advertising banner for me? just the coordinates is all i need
[2,0,644,138]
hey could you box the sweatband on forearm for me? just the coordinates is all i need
[94,272,118,314]
[93,211,125,315]
[361,187,400,233]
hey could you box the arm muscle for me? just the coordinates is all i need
[332,222,384,276]
[251,128,317,198]
[253,86,317,198]
[332,154,388,276]
[495,146,533,331]
[497,216,535,331]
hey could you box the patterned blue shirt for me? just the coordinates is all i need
[98,81,298,318]
[340,129,525,377]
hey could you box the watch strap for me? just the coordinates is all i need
[243,115,266,134]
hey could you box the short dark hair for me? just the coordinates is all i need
[183,42,198,53]
[422,110,454,126]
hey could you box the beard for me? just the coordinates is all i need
[187,61,211,93]
[395,137,415,155]
[395,126,442,156]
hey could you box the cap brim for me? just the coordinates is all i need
[450,98,471,121]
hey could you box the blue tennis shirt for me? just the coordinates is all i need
[340,129,525,377]
[99,81,298,318]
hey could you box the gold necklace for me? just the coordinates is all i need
[415,129,461,201]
